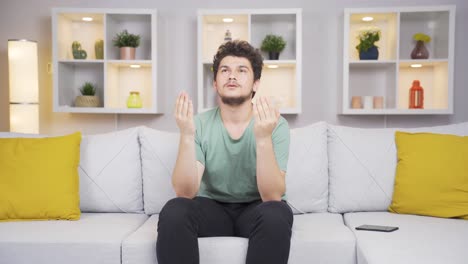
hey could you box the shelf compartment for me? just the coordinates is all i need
[348,12,398,61]
[201,14,249,62]
[106,13,153,61]
[348,62,397,109]
[256,62,298,112]
[57,61,104,108]
[398,60,448,110]
[251,14,297,60]
[106,62,153,110]
[200,63,217,111]
[56,12,104,60]
[399,11,450,60]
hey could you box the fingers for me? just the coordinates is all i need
[174,91,193,118]
[252,101,260,123]
[181,93,188,116]
[254,96,278,121]
[188,99,193,118]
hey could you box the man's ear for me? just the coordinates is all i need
[253,80,260,92]
[213,80,217,92]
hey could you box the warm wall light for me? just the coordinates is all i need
[267,64,279,69]
[82,17,93,22]
[130,64,141,68]
[222,17,234,23]
[362,16,374,22]
[410,64,423,68]
[8,39,39,134]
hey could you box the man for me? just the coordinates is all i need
[157,40,292,264]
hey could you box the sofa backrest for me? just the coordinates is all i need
[139,122,329,215]
[139,126,178,215]
[5,121,468,216]
[0,128,144,214]
[327,122,468,213]
[286,121,329,213]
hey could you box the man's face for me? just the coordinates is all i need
[213,56,259,106]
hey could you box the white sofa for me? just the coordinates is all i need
[1,122,467,264]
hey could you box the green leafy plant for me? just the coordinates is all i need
[79,82,96,96]
[112,30,141,48]
[355,26,381,52]
[413,33,431,43]
[260,34,286,53]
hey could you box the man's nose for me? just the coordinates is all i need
[228,72,237,80]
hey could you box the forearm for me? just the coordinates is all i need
[256,137,285,201]
[172,134,199,198]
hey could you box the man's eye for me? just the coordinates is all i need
[221,69,228,73]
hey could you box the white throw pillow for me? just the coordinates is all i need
[327,122,468,213]
[287,122,329,213]
[139,126,178,215]
[79,127,143,213]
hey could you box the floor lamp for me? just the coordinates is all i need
[8,39,39,134]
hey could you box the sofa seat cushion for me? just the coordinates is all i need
[0,213,148,264]
[123,213,355,264]
[344,212,468,264]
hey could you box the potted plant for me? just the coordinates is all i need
[75,82,100,107]
[112,29,141,60]
[355,26,381,60]
[411,33,431,59]
[260,34,286,60]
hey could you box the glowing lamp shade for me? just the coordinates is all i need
[8,39,39,133]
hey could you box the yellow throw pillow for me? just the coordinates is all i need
[0,132,82,221]
[389,131,468,219]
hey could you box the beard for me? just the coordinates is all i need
[219,91,253,106]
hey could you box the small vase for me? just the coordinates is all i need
[359,46,379,60]
[411,40,429,59]
[127,91,142,108]
[95,39,104,60]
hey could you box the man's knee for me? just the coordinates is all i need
[159,197,197,225]
[255,201,293,230]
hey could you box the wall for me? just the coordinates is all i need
[0,0,466,135]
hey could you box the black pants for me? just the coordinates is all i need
[156,196,293,264]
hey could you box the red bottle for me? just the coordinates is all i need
[409,80,424,109]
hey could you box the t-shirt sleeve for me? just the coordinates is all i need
[194,116,206,165]
[272,117,290,172]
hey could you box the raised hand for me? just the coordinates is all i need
[174,91,195,136]
[253,96,280,140]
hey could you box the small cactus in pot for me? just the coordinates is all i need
[72,41,87,59]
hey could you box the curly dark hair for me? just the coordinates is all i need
[212,40,264,81]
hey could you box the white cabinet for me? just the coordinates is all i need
[342,6,455,115]
[52,8,160,113]
[197,9,302,114]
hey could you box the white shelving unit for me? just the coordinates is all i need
[197,9,302,114]
[342,6,455,115]
[52,8,160,114]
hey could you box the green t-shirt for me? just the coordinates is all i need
[194,107,290,203]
